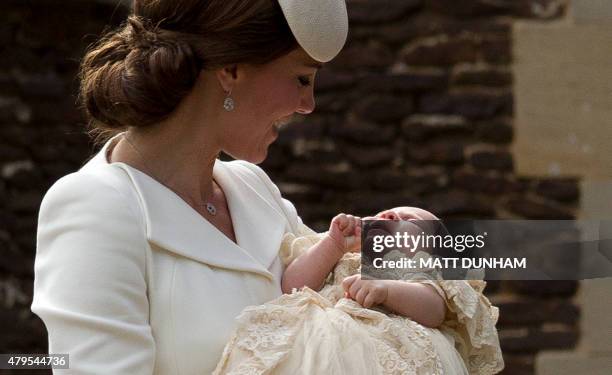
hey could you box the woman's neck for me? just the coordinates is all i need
[110,121,220,206]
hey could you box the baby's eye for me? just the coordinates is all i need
[298,76,311,87]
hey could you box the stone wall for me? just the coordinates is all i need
[0,1,579,374]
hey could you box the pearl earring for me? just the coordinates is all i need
[223,89,235,112]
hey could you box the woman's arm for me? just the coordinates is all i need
[32,173,155,374]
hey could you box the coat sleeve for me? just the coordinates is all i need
[233,161,307,235]
[31,173,155,375]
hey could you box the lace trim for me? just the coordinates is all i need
[215,287,445,375]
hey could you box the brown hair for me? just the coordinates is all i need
[79,0,298,138]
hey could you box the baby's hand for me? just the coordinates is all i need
[342,274,389,308]
[327,213,361,255]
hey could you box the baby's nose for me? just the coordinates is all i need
[381,212,399,220]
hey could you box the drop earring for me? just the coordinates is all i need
[223,89,235,112]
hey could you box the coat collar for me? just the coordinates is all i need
[86,134,287,280]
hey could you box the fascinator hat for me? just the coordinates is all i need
[277,0,349,63]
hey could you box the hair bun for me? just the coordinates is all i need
[79,15,203,129]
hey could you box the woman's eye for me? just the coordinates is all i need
[298,76,311,87]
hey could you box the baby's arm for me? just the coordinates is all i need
[281,214,360,294]
[383,281,446,328]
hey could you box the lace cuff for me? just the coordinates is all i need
[279,223,325,267]
[416,278,504,375]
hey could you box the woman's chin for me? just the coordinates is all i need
[239,150,268,165]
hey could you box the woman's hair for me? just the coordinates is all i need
[79,0,298,137]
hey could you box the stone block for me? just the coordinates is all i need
[468,149,514,171]
[402,114,472,142]
[359,70,448,93]
[422,190,495,217]
[353,95,414,123]
[535,178,580,203]
[259,144,287,171]
[315,70,356,92]
[0,308,48,352]
[330,117,397,145]
[343,190,426,216]
[428,0,567,20]
[513,0,567,20]
[494,296,580,326]
[369,170,410,190]
[505,196,574,219]
[277,182,323,203]
[453,169,519,194]
[0,144,28,163]
[499,354,534,375]
[5,168,45,190]
[341,143,396,168]
[15,71,65,98]
[401,33,512,67]
[285,162,364,188]
[507,280,579,297]
[333,41,394,70]
[347,0,423,24]
[406,141,464,165]
[474,120,514,144]
[280,118,328,143]
[419,91,513,119]
[315,92,353,113]
[5,190,44,213]
[452,65,513,87]
[350,12,510,45]
[429,0,515,17]
[481,36,512,64]
[403,168,449,194]
[499,325,578,353]
[401,34,479,66]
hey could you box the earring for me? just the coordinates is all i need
[223,89,235,112]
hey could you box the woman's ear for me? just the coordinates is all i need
[215,65,239,92]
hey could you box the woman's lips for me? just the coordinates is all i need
[273,117,293,131]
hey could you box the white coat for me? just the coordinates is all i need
[31,135,302,374]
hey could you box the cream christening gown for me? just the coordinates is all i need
[213,224,504,375]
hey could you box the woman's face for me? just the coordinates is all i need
[220,48,320,163]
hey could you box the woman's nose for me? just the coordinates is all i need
[296,88,315,114]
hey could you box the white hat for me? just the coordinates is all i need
[277,0,349,63]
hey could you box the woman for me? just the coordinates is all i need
[32,0,503,374]
[32,0,348,373]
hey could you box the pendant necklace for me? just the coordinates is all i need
[123,134,218,216]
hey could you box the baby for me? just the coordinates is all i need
[280,207,446,327]
[213,207,503,375]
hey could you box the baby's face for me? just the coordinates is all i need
[373,207,438,221]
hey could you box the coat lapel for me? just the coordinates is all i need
[91,135,286,280]
[214,161,287,271]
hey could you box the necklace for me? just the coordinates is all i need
[122,133,218,216]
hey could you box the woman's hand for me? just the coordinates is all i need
[327,213,362,255]
[341,274,389,309]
